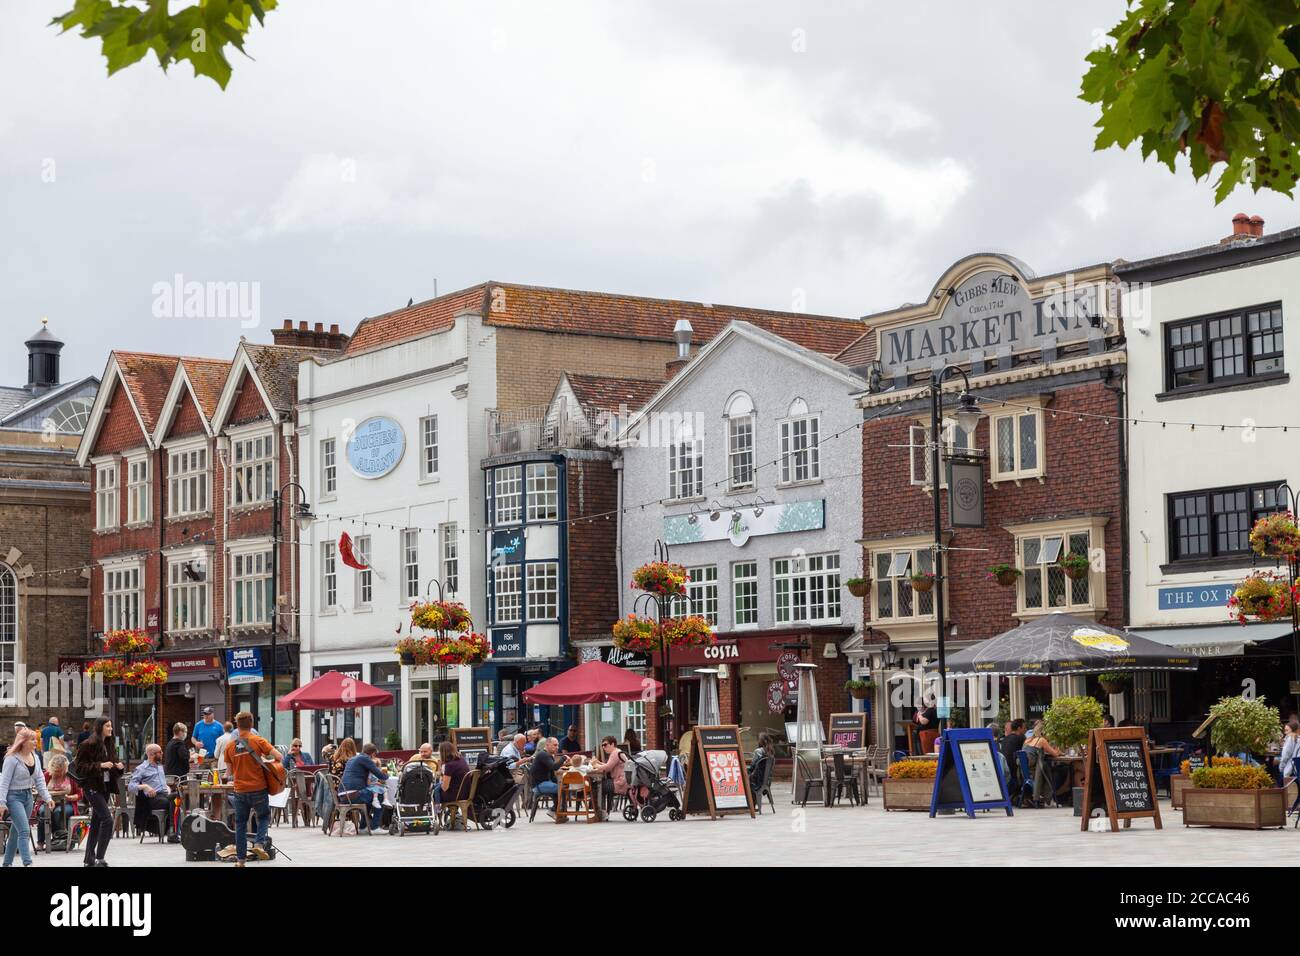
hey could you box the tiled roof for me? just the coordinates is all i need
[833,330,878,369]
[113,352,184,433]
[564,372,664,413]
[179,358,232,420]
[242,343,336,412]
[343,282,864,358]
[0,387,31,419]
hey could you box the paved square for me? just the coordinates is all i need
[27,785,1293,867]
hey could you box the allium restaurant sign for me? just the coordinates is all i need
[879,270,1104,376]
[347,416,405,479]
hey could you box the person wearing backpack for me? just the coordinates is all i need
[222,711,284,867]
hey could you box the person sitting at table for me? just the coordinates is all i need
[594,736,629,810]
[330,738,357,777]
[435,742,470,806]
[1000,719,1027,797]
[38,752,81,851]
[558,726,582,755]
[529,737,562,807]
[500,734,529,768]
[1101,714,1116,729]
[1023,720,1068,807]
[128,743,172,836]
[748,733,775,792]
[284,738,314,770]
[623,728,642,755]
[567,753,587,772]
[523,728,542,755]
[405,742,438,771]
[339,742,388,832]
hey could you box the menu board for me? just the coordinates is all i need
[682,725,756,819]
[1080,727,1161,832]
[957,740,1002,803]
[828,713,868,750]
[928,728,1013,818]
[450,726,492,764]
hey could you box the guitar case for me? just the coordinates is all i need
[179,811,279,862]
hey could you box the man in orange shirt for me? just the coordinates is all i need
[223,711,282,866]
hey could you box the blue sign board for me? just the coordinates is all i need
[346,416,405,479]
[1157,583,1233,611]
[226,647,263,685]
[490,530,524,565]
[490,628,525,659]
[929,728,1014,819]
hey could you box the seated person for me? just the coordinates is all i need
[339,742,388,831]
[999,718,1027,793]
[1024,720,1068,805]
[748,733,776,792]
[127,743,172,835]
[523,728,542,755]
[405,742,439,771]
[39,753,81,850]
[594,736,629,809]
[283,738,314,769]
[500,733,529,768]
[558,725,582,755]
[567,754,587,772]
[435,742,470,805]
[529,737,562,802]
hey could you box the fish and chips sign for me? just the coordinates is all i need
[879,270,1107,377]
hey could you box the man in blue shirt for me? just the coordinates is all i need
[128,744,172,836]
[339,743,388,831]
[192,707,223,758]
[40,717,62,753]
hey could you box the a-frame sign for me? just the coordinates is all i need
[682,725,756,820]
[928,727,1014,818]
[1079,727,1161,832]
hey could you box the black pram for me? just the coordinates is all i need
[391,763,438,835]
[467,755,521,829]
[623,750,682,822]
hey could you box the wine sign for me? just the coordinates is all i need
[828,713,868,750]
[928,727,1013,818]
[1080,727,1161,832]
[450,726,493,765]
[682,725,756,820]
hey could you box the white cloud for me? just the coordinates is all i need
[1077,181,1109,223]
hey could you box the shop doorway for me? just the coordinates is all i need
[738,663,786,753]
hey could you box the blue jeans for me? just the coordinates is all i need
[229,789,269,861]
[4,791,34,866]
[533,781,558,797]
[342,788,384,830]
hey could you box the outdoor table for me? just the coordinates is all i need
[1049,754,1086,795]
[198,783,235,822]
[552,768,604,823]
[819,748,870,807]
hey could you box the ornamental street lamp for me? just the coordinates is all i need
[424,576,454,742]
[1265,483,1300,686]
[634,539,675,752]
[270,482,313,745]
[926,364,981,717]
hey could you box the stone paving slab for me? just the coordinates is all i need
[27,787,1293,867]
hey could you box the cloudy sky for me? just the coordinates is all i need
[3,0,1297,384]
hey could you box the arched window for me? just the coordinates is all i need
[44,397,93,434]
[779,398,820,484]
[724,392,755,491]
[0,564,16,706]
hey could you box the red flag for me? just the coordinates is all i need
[339,531,369,570]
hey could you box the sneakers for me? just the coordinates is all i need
[250,843,270,861]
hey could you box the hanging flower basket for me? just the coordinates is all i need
[85,658,125,682]
[909,572,935,593]
[395,637,430,666]
[845,578,869,598]
[1058,551,1091,581]
[987,564,1021,587]
[631,561,688,597]
[123,661,168,686]
[1097,672,1132,695]
[423,632,490,666]
[612,614,660,653]
[845,679,875,700]
[1227,571,1297,624]
[409,600,474,633]
[102,629,153,655]
[1250,511,1300,561]
[659,615,716,649]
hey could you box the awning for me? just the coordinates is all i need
[1129,622,1292,659]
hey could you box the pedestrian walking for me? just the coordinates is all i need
[73,716,123,868]
[0,727,53,867]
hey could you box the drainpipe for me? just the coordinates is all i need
[217,435,231,637]
[283,422,298,643]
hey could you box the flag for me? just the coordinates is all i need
[339,531,369,570]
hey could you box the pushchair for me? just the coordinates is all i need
[623,750,682,822]
[390,763,439,836]
[467,755,521,829]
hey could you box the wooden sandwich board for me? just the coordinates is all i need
[682,725,756,820]
[1079,726,1161,832]
[449,726,493,765]
[928,727,1013,818]
[827,712,868,750]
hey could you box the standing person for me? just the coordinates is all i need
[127,743,171,837]
[40,717,61,753]
[0,727,53,866]
[913,695,939,755]
[191,707,222,760]
[558,725,582,755]
[73,716,121,867]
[213,721,236,777]
[164,723,191,778]
[223,711,282,867]
[1279,718,1300,785]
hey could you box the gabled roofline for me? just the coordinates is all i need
[76,355,164,466]
[210,342,280,433]
[152,362,218,446]
[0,376,100,426]
[617,320,867,442]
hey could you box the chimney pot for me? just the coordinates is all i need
[313,322,324,332]
[1250,215,1265,236]
[298,320,308,331]
[282,319,293,330]
[1232,213,1251,235]
[329,324,340,334]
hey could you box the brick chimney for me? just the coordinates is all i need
[1222,213,1265,244]
[270,319,349,351]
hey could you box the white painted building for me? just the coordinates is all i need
[1119,214,1300,731]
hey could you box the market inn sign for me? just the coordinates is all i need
[878,270,1109,377]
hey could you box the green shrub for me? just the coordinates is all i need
[1190,765,1274,790]
[1043,695,1104,750]
[1208,695,1281,756]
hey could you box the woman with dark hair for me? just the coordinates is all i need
[436,741,470,805]
[623,728,642,755]
[73,716,122,867]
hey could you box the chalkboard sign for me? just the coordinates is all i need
[1080,727,1161,832]
[928,728,1013,818]
[1187,754,1206,772]
[827,713,868,751]
[682,725,755,820]
[450,727,493,765]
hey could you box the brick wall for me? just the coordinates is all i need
[495,328,675,411]
[565,456,620,641]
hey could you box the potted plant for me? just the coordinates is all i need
[844,678,875,700]
[909,571,935,593]
[102,629,154,655]
[1058,551,1091,581]
[395,636,429,665]
[1249,511,1300,560]
[1042,695,1104,753]
[1096,671,1131,695]
[883,759,937,810]
[409,600,473,632]
[630,561,689,597]
[1227,571,1296,624]
[1182,764,1286,829]
[844,577,869,598]
[384,729,401,750]
[85,658,125,682]
[1172,756,1241,809]
[987,563,1021,587]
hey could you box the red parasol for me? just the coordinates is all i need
[521,660,662,705]
[276,669,394,711]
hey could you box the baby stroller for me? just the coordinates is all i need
[390,763,439,836]
[623,750,683,822]
[468,755,521,829]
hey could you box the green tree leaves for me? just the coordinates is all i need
[1082,0,1300,202]
[50,0,277,90]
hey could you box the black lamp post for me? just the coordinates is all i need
[1267,483,1300,686]
[926,364,981,718]
[424,576,454,743]
[634,539,675,752]
[270,481,313,746]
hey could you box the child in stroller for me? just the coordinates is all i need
[623,750,682,822]
[390,762,438,835]
[467,755,521,829]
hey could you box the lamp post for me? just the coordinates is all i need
[1267,483,1300,686]
[926,364,981,719]
[270,481,313,746]
[424,576,453,742]
[634,539,675,752]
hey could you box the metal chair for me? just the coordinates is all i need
[444,770,481,831]
[333,772,376,837]
[750,755,777,814]
[795,752,826,808]
[829,753,862,806]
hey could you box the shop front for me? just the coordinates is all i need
[225,644,297,745]
[575,644,652,747]
[157,651,224,745]
[473,658,574,739]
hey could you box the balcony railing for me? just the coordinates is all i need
[486,399,609,456]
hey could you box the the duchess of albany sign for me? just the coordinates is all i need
[879,270,1106,377]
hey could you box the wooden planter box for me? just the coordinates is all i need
[1181,786,1287,829]
[1170,774,1192,809]
[883,777,934,811]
